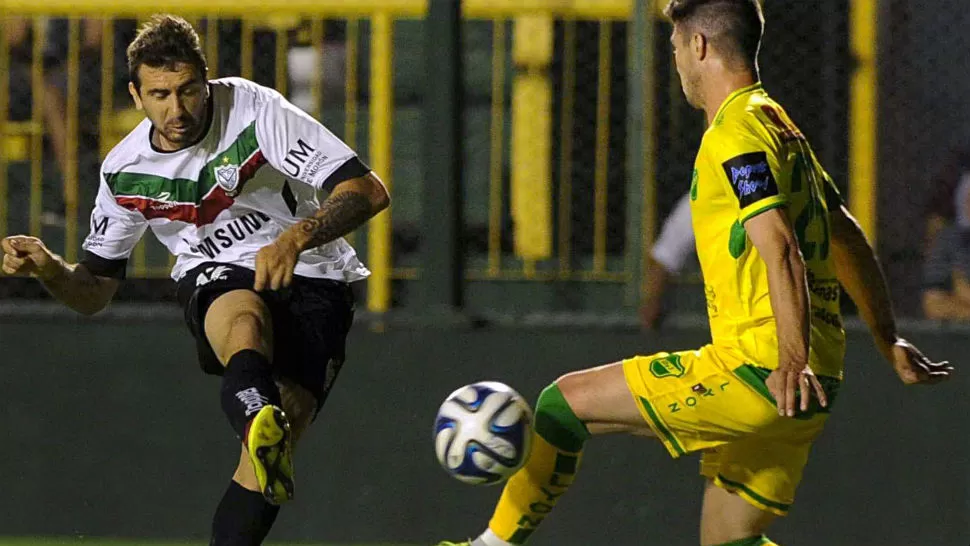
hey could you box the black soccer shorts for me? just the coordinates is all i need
[176,262,355,412]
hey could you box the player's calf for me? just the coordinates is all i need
[473,381,590,546]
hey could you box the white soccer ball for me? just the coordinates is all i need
[433,381,534,485]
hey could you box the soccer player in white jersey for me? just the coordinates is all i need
[0,15,389,545]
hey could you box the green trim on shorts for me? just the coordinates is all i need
[717,474,791,513]
[637,396,686,456]
[732,364,776,404]
[732,364,841,419]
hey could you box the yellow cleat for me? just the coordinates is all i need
[247,405,294,505]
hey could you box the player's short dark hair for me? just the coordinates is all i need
[127,14,207,91]
[664,0,764,66]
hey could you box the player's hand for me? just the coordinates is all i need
[0,236,59,280]
[254,233,302,291]
[765,366,828,418]
[889,338,952,385]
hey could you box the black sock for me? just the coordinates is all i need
[210,480,281,546]
[220,349,282,441]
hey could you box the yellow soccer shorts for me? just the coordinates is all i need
[623,344,839,516]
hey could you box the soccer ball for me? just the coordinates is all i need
[433,381,534,485]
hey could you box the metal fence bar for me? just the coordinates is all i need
[275,23,289,97]
[558,19,576,275]
[310,18,324,120]
[64,18,81,261]
[28,18,44,237]
[849,0,877,241]
[206,16,219,78]
[592,20,611,274]
[0,20,10,238]
[487,19,506,277]
[0,0,630,18]
[344,19,359,149]
[367,14,393,312]
[241,19,254,80]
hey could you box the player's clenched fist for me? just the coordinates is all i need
[0,236,59,280]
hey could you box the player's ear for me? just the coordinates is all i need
[691,32,707,61]
[128,81,143,111]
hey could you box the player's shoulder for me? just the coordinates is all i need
[210,77,284,108]
[101,118,154,178]
[703,92,775,155]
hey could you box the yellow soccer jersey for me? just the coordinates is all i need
[689,83,846,378]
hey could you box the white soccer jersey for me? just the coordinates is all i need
[81,77,372,283]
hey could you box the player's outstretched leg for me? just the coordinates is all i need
[439,363,648,546]
[204,290,292,545]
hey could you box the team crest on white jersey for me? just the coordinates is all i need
[215,160,241,196]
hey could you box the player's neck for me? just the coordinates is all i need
[702,69,759,125]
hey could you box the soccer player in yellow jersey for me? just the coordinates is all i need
[438,1,952,545]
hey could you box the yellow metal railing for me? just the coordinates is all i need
[849,0,877,243]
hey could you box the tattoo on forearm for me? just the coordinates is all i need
[298,191,373,249]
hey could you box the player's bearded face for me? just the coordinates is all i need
[130,63,209,151]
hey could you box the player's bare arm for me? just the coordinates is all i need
[829,204,953,384]
[254,171,390,291]
[0,236,119,315]
[744,208,827,416]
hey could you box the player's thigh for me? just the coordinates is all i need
[700,479,777,546]
[203,289,273,365]
[623,347,780,457]
[555,362,653,435]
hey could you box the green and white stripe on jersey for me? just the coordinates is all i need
[104,121,266,225]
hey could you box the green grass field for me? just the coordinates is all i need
[0,535,950,546]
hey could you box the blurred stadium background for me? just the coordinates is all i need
[0,0,967,545]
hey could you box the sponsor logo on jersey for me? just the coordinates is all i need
[195,265,232,287]
[215,157,241,196]
[282,139,329,182]
[85,215,111,248]
[721,151,779,208]
[150,191,180,211]
[649,354,686,379]
[190,211,272,260]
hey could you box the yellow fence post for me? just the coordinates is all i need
[0,20,9,239]
[592,21,612,274]
[64,18,81,261]
[850,0,877,242]
[487,19,506,277]
[367,13,393,313]
[28,18,45,237]
[510,14,553,275]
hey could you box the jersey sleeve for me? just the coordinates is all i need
[821,170,845,210]
[255,91,370,192]
[708,127,789,224]
[79,175,149,279]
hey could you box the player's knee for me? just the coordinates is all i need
[552,371,594,421]
[535,380,590,452]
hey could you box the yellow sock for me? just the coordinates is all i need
[486,384,589,544]
[487,433,582,543]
